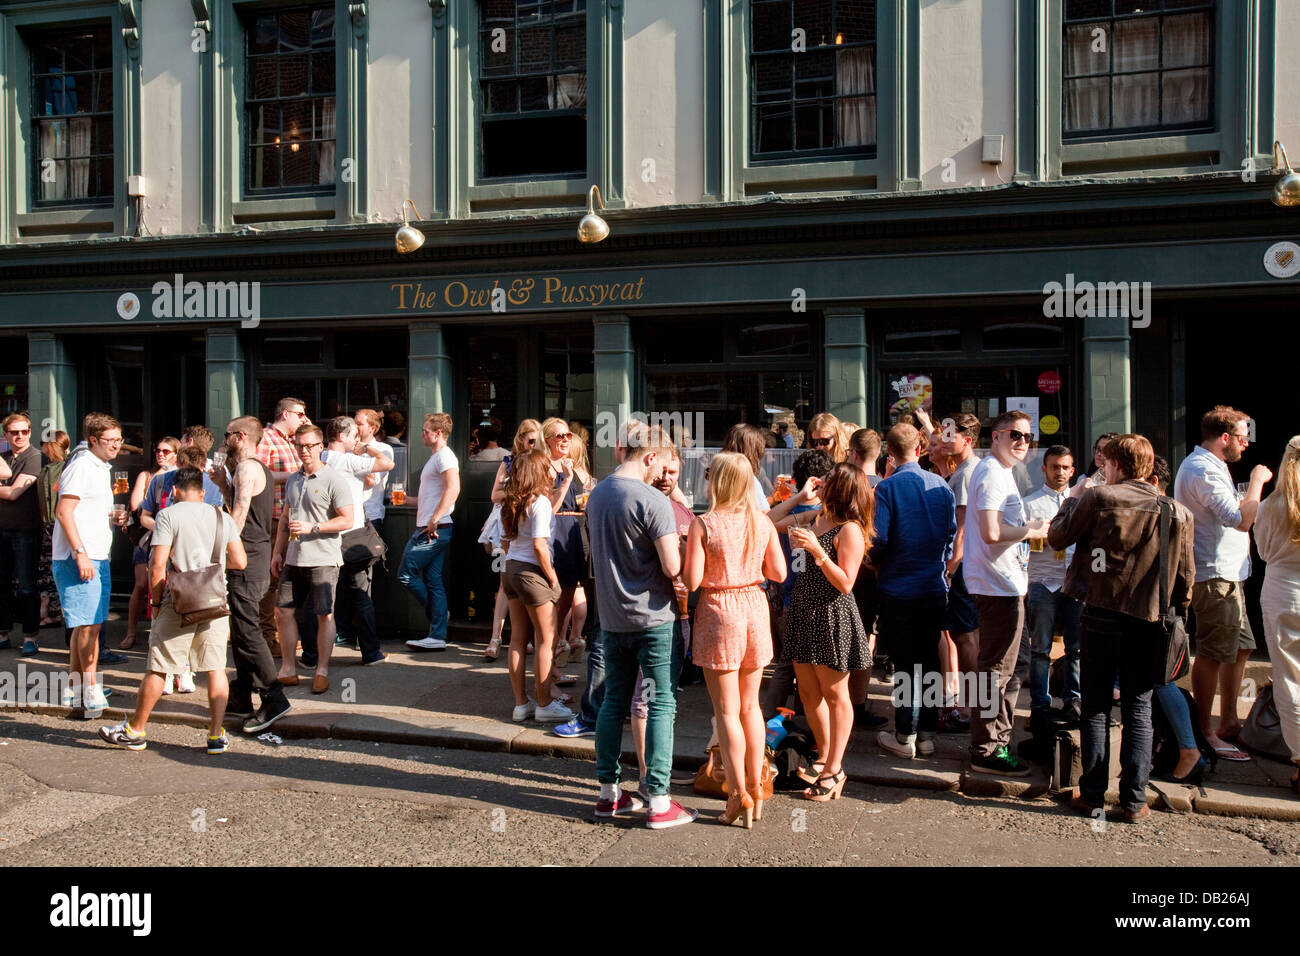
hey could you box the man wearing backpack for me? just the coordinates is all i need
[99,466,247,753]
[0,413,43,657]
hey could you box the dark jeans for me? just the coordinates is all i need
[226,570,283,701]
[1022,582,1082,711]
[878,593,946,737]
[581,619,684,728]
[0,528,40,636]
[335,564,380,659]
[1079,606,1158,812]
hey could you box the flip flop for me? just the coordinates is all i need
[1212,744,1251,762]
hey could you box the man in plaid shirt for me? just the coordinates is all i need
[256,397,308,657]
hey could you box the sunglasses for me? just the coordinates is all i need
[550,433,573,441]
[5,428,30,436]
[809,437,832,448]
[294,441,322,451]
[155,447,175,455]
[1002,429,1033,445]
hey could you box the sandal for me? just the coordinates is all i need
[796,760,826,786]
[119,635,137,650]
[1212,744,1251,762]
[802,769,847,802]
[484,635,502,661]
[553,644,571,668]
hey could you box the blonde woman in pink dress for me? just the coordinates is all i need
[683,452,786,827]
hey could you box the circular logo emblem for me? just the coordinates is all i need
[1263,241,1300,279]
[116,292,140,320]
[1040,415,1061,436]
[1037,371,1062,395]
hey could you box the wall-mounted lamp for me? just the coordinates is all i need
[395,199,426,253]
[1272,141,1300,208]
[578,185,609,243]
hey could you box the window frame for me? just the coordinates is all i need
[199,0,366,229]
[0,0,137,243]
[707,0,911,200]
[1043,0,1274,177]
[444,0,622,216]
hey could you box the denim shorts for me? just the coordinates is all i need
[52,556,112,628]
[945,561,979,635]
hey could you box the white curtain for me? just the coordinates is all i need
[548,72,586,109]
[835,46,874,147]
[39,120,66,201]
[69,117,91,197]
[1161,13,1210,125]
[1063,22,1108,131]
[317,96,336,184]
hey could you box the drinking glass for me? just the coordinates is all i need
[390,482,406,506]
[113,470,129,495]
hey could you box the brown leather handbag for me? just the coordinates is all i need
[167,506,231,626]
[692,746,777,800]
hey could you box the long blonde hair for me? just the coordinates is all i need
[1269,435,1300,544]
[512,418,542,458]
[706,451,766,565]
[808,412,846,462]
[568,420,591,474]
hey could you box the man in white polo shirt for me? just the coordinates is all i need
[52,412,125,717]
[963,410,1050,776]
[400,413,460,652]
[1174,405,1273,760]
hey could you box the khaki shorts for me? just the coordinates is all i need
[501,560,559,607]
[147,601,230,675]
[1191,578,1256,664]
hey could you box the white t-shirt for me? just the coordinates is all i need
[473,446,509,462]
[321,449,371,531]
[417,445,459,527]
[359,439,394,522]
[52,453,113,560]
[505,495,554,567]
[751,475,771,514]
[963,455,1030,597]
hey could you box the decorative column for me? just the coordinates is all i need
[824,307,867,427]
[205,327,245,434]
[409,322,453,493]
[27,333,77,442]
[593,314,633,477]
[1082,314,1132,439]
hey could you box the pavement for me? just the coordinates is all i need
[3,616,1297,822]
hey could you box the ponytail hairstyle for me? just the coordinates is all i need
[501,450,553,541]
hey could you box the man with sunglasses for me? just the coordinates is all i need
[963,411,1049,776]
[271,424,352,694]
[1174,405,1273,760]
[256,397,308,659]
[0,413,43,656]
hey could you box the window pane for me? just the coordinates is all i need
[481,114,586,177]
[1113,18,1158,72]
[1162,67,1210,125]
[261,337,323,366]
[1163,12,1210,67]
[982,323,1065,351]
[250,15,277,54]
[642,323,723,365]
[1112,71,1159,127]
[555,22,585,68]
[334,330,407,369]
[279,53,309,96]
[882,328,962,353]
[310,8,335,46]
[518,25,552,72]
[795,103,831,150]
[279,10,310,51]
[311,51,335,94]
[737,322,810,357]
[486,79,519,113]
[1064,23,1108,75]
[64,34,92,72]
[792,0,831,47]
[755,102,794,153]
[753,1,790,51]
[1065,0,1110,15]
[1064,77,1110,131]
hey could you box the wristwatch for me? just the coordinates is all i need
[74,546,86,555]
[312,522,320,535]
[150,601,161,608]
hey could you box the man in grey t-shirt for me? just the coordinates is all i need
[585,423,695,830]
[270,425,354,693]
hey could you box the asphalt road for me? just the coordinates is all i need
[1,710,1297,867]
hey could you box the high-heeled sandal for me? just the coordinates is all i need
[802,769,847,802]
[719,790,754,829]
[484,635,502,661]
[748,785,767,822]
[568,638,585,663]
[553,644,570,668]
[796,760,825,786]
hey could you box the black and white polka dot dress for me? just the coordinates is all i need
[783,526,871,673]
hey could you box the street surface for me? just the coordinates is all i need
[1,712,1296,867]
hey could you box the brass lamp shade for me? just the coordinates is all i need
[1272,142,1300,208]
[395,199,426,253]
[578,185,609,243]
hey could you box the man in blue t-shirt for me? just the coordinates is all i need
[585,422,696,831]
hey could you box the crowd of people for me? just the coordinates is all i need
[1,397,1298,830]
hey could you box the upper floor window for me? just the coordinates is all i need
[30,27,113,205]
[749,0,876,161]
[243,4,336,194]
[1063,0,1214,139]
[478,0,587,179]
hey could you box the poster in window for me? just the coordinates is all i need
[1007,396,1040,439]
[888,373,933,425]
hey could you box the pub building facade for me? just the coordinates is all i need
[0,0,1295,635]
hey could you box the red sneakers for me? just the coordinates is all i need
[645,799,698,830]
[594,789,645,818]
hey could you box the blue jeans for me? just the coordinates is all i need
[1154,681,1199,751]
[0,529,40,636]
[595,621,679,795]
[581,619,684,727]
[398,526,452,641]
[1025,582,1082,711]
[1080,607,1158,812]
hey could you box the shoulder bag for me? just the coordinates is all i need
[1154,497,1190,685]
[342,519,387,570]
[168,505,231,626]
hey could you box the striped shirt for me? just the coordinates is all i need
[256,423,301,522]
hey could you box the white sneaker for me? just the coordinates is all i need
[512,698,537,722]
[59,681,80,708]
[162,675,175,695]
[534,699,576,723]
[917,733,936,757]
[176,672,196,694]
[405,636,447,651]
[83,684,108,718]
[877,730,917,759]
